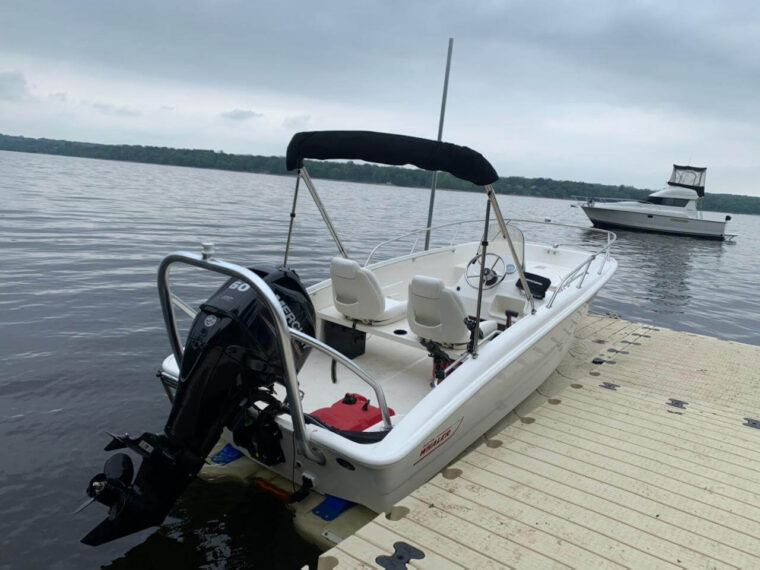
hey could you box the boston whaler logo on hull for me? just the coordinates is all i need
[414,417,464,466]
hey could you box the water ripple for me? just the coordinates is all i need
[1,150,758,568]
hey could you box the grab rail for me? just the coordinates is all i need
[503,218,616,272]
[366,216,615,311]
[158,307,393,430]
[157,250,394,462]
[519,221,616,309]
[289,330,393,430]
[364,218,487,267]
[573,195,648,204]
[157,250,325,464]
[365,216,615,311]
[546,255,596,308]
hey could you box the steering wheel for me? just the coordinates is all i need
[465,253,507,289]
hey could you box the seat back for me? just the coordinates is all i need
[407,275,470,345]
[330,257,386,321]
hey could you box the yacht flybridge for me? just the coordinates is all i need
[79,131,617,546]
[576,165,734,240]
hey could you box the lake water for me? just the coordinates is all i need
[1,150,758,568]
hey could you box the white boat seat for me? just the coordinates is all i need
[407,275,497,346]
[330,257,407,324]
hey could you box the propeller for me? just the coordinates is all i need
[75,453,135,515]
[103,453,134,486]
[79,440,187,546]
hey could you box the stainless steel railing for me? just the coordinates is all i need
[364,218,489,267]
[289,330,393,429]
[572,195,647,204]
[503,218,616,272]
[365,216,615,311]
[157,249,394,465]
[512,220,617,309]
[364,218,526,267]
[546,255,598,308]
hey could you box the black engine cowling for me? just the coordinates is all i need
[166,264,315,455]
[80,264,315,546]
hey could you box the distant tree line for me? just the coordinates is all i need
[1,133,758,215]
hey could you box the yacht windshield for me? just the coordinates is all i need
[646,196,689,207]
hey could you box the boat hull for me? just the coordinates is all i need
[236,299,590,513]
[581,205,728,240]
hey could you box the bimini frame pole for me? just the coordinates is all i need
[299,166,348,258]
[283,173,301,266]
[469,199,491,357]
[485,184,536,314]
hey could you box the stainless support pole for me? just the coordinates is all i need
[424,37,454,251]
[283,173,302,265]
[470,199,491,357]
[157,251,325,464]
[576,258,594,289]
[485,185,536,314]
[300,167,348,258]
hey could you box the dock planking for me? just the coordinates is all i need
[318,314,760,569]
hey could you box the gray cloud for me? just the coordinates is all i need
[282,114,310,129]
[1,1,760,194]
[3,1,757,119]
[0,71,32,101]
[220,108,263,121]
[86,101,141,116]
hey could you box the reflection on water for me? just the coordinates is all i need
[105,481,320,569]
[640,235,699,310]
[592,227,751,340]
[0,151,758,568]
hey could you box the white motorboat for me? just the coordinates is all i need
[576,165,734,240]
[79,131,617,546]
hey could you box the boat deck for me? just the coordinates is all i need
[318,314,760,569]
[287,332,433,416]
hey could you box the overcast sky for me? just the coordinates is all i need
[1,1,759,195]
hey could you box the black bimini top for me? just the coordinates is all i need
[286,130,499,186]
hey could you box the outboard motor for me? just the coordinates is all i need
[79,264,315,546]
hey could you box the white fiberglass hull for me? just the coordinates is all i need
[229,246,616,513]
[266,303,589,513]
[581,205,728,239]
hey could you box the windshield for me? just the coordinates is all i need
[646,196,689,207]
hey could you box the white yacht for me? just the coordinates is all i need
[78,130,617,546]
[576,165,734,240]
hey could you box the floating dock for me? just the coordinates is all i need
[317,314,760,569]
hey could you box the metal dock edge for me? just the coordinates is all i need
[317,314,760,569]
